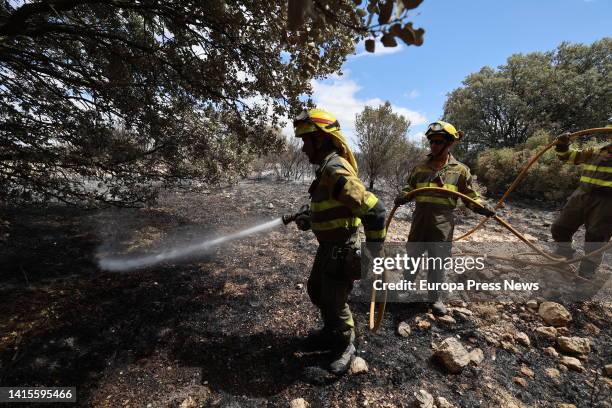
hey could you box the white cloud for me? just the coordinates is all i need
[350,38,405,59]
[304,74,427,146]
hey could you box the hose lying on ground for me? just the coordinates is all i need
[369,128,612,332]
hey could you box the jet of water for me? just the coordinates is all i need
[98,218,283,272]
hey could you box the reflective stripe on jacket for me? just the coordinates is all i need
[401,153,483,211]
[556,145,612,192]
[310,152,386,243]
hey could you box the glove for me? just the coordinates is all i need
[394,193,410,207]
[473,204,496,217]
[555,132,571,152]
[295,213,311,231]
[294,204,311,231]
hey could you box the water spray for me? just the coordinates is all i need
[98,217,285,272]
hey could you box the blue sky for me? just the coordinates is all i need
[308,0,611,145]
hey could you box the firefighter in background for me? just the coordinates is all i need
[551,119,612,282]
[290,108,386,375]
[394,121,495,315]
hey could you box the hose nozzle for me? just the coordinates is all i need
[282,204,310,226]
[282,213,297,225]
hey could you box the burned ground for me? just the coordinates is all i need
[0,180,610,407]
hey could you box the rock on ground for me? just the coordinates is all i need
[520,365,534,378]
[349,357,368,374]
[437,315,456,325]
[543,347,559,358]
[557,336,591,355]
[433,338,471,374]
[413,389,434,408]
[535,326,558,339]
[469,348,484,365]
[559,356,585,372]
[436,397,456,408]
[417,320,431,330]
[290,398,310,408]
[451,307,473,316]
[545,368,560,378]
[501,340,519,353]
[538,302,572,327]
[515,332,531,347]
[398,321,411,337]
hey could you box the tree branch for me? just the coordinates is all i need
[0,0,108,37]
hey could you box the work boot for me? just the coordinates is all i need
[431,301,447,316]
[300,328,334,352]
[328,329,355,375]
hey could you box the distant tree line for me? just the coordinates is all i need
[444,38,611,165]
[440,38,611,199]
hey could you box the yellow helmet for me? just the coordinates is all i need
[293,108,358,174]
[293,108,341,137]
[425,121,463,141]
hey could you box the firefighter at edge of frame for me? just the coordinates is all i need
[290,108,386,376]
[551,117,612,287]
[393,121,496,316]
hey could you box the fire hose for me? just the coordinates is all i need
[369,127,612,332]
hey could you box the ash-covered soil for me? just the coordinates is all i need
[0,180,610,408]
